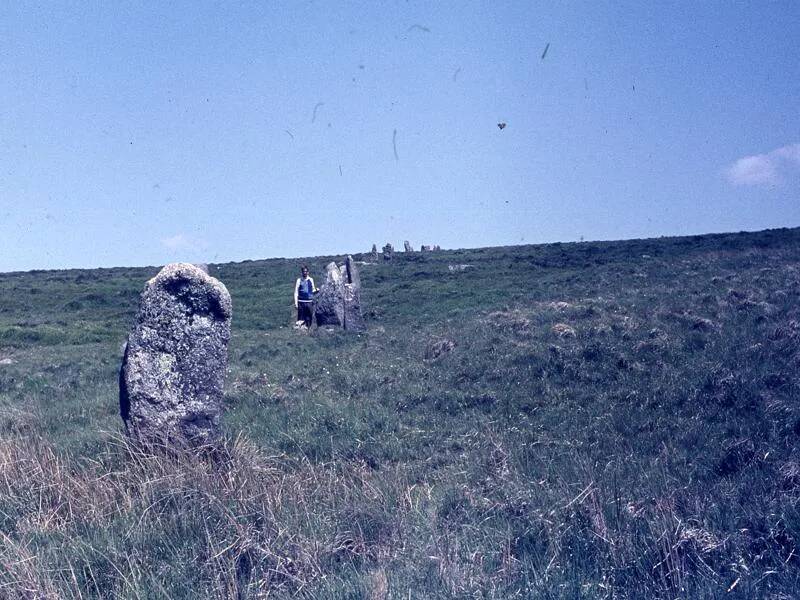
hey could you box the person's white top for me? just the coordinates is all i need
[293,276,316,306]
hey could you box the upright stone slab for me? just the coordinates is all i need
[404,240,414,252]
[314,262,345,326]
[370,244,379,261]
[119,263,232,446]
[342,255,364,331]
[382,243,394,261]
[314,257,364,331]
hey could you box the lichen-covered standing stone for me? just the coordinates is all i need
[119,263,232,445]
[342,256,364,331]
[314,261,345,327]
[314,256,364,331]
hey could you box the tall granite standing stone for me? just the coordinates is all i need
[342,256,364,331]
[314,256,364,331]
[314,262,345,326]
[119,263,232,446]
[404,240,414,252]
[382,243,394,261]
[370,244,379,261]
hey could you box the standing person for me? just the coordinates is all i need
[293,265,317,328]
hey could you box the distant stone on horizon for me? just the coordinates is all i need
[119,263,232,447]
[420,245,432,252]
[370,244,379,261]
[382,243,394,261]
[404,240,414,252]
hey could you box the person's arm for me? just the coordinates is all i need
[310,277,317,293]
[293,278,300,307]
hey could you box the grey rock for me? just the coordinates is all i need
[448,264,473,272]
[404,240,414,252]
[119,263,232,446]
[382,243,394,261]
[313,256,364,331]
[193,263,209,274]
[314,262,345,326]
[342,256,364,331]
[370,244,379,261]
[420,245,432,252]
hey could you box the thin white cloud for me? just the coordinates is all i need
[161,233,206,251]
[773,143,800,165]
[725,143,800,186]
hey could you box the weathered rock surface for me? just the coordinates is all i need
[342,256,364,331]
[119,263,232,446]
[448,264,473,272]
[382,243,394,261]
[314,256,364,331]
[370,244,379,261]
[404,240,414,252]
[314,262,345,326]
[420,245,432,252]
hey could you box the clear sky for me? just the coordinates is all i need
[1,1,799,272]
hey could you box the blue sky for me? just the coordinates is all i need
[1,1,798,271]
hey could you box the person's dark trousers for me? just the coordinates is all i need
[298,301,313,327]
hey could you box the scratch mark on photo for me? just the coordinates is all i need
[311,102,324,123]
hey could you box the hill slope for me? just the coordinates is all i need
[1,228,800,598]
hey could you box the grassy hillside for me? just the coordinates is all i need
[1,228,800,598]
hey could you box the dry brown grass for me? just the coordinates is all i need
[0,433,409,597]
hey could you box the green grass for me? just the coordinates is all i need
[1,228,800,598]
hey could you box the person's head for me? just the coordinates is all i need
[300,265,309,277]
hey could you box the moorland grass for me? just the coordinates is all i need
[1,228,800,597]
